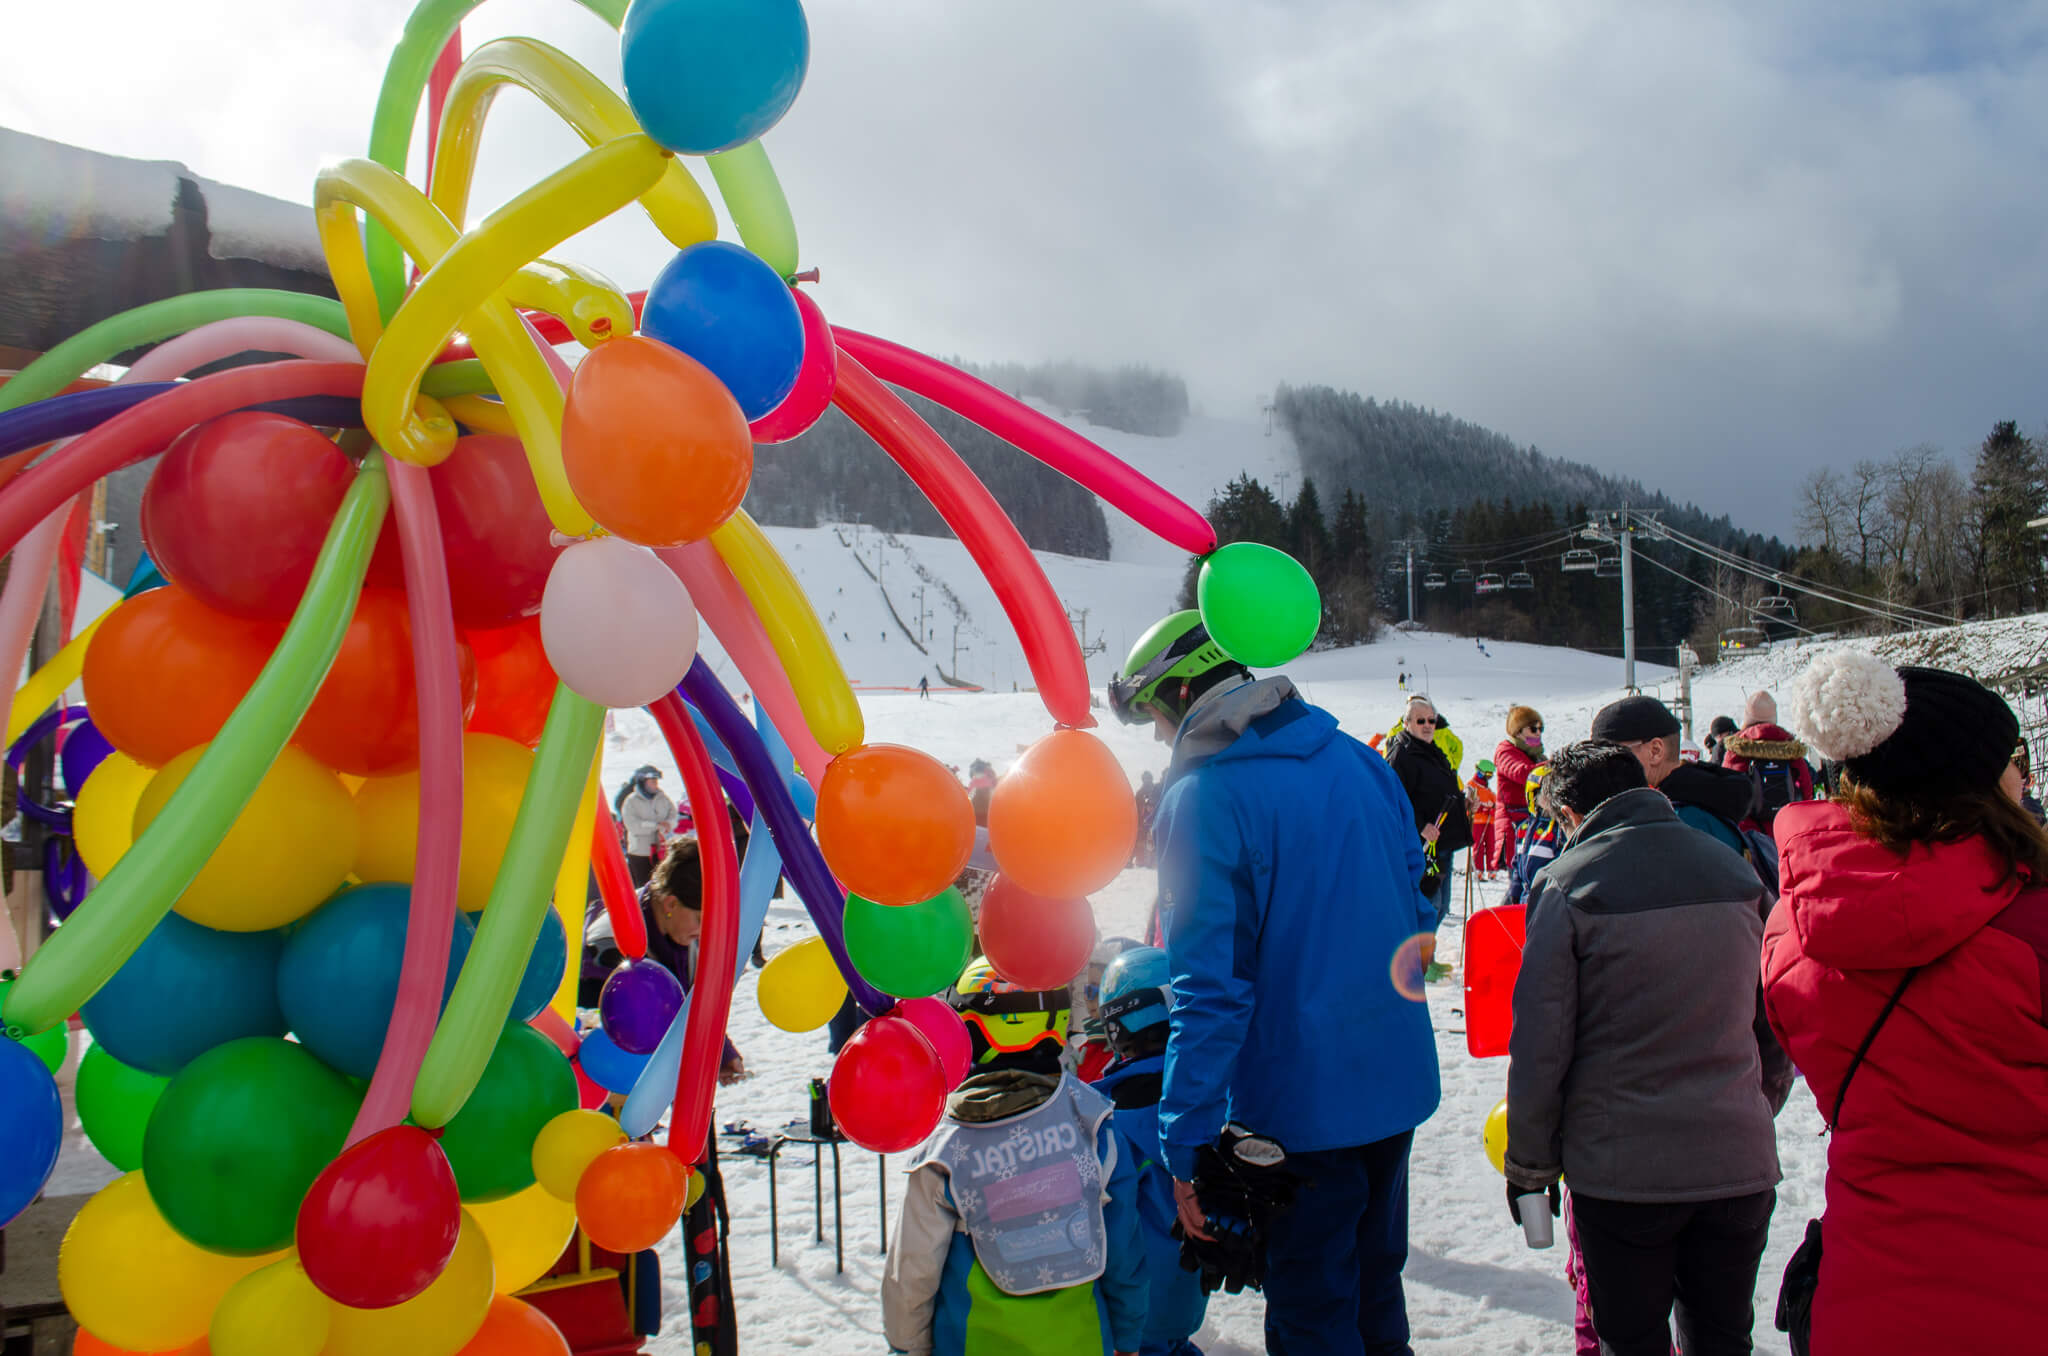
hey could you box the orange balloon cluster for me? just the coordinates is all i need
[82,586,281,768]
[987,730,1136,899]
[296,588,479,776]
[815,744,976,905]
[463,616,557,748]
[574,1142,691,1253]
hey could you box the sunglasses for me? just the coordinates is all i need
[1411,716,1438,726]
[1524,726,1544,735]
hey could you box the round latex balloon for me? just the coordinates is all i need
[321,1209,492,1356]
[209,1258,331,1356]
[531,1109,626,1203]
[353,734,533,913]
[80,912,287,1075]
[843,889,972,999]
[297,1125,461,1309]
[142,1037,360,1255]
[469,1182,577,1293]
[73,751,151,877]
[74,1330,204,1356]
[133,745,357,931]
[463,617,556,747]
[815,744,975,906]
[827,1015,947,1153]
[81,586,282,767]
[598,957,684,1055]
[75,1042,171,1171]
[573,1027,649,1095]
[639,243,804,421]
[431,435,565,629]
[140,412,359,620]
[464,907,566,1025]
[560,334,752,546]
[279,886,474,1080]
[895,996,972,1090]
[0,975,67,1075]
[1484,1097,1509,1176]
[621,0,811,155]
[978,877,1097,991]
[59,715,115,795]
[59,1173,271,1352]
[0,1036,62,1229]
[748,286,837,444]
[437,1023,578,1201]
[1196,541,1322,668]
[295,588,479,776]
[454,1295,572,1356]
[756,936,849,1032]
[987,729,1136,900]
[540,539,700,708]
[574,1142,688,1253]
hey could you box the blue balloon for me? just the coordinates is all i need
[0,1038,61,1229]
[278,885,475,1080]
[641,241,805,419]
[621,0,810,155]
[82,913,288,1075]
[464,905,566,1026]
[577,1027,651,1095]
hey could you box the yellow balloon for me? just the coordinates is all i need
[353,734,534,913]
[685,1165,706,1210]
[549,756,601,1021]
[1484,1096,1509,1176]
[7,608,111,746]
[131,745,358,931]
[710,511,863,756]
[323,1210,493,1356]
[59,1173,274,1351]
[757,936,850,1033]
[74,751,152,878]
[211,1257,331,1356]
[468,1182,578,1294]
[532,1109,626,1203]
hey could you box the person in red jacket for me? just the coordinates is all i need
[1762,653,2048,1356]
[1492,706,1544,873]
[1719,690,1815,830]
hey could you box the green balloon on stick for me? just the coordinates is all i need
[76,1042,171,1171]
[845,889,974,999]
[1196,541,1322,668]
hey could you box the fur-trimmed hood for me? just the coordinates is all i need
[1722,723,1806,761]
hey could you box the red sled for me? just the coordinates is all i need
[1463,904,1525,1058]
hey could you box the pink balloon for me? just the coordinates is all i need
[748,288,838,445]
[828,1015,947,1153]
[541,538,699,708]
[896,997,972,1090]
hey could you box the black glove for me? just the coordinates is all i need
[1505,1180,1561,1226]
[1175,1125,1309,1295]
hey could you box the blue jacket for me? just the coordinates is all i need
[1093,1055,1207,1350]
[1505,814,1565,906]
[1154,677,1441,1179]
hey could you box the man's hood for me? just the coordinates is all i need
[1659,760,1759,825]
[1724,725,1807,761]
[1169,675,1324,775]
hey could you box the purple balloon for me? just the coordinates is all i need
[599,957,685,1055]
[58,717,113,794]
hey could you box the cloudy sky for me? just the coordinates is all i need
[6,0,2048,539]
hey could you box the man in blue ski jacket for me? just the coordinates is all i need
[1109,611,1442,1356]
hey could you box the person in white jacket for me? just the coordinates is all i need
[617,764,677,888]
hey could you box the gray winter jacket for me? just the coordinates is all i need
[1505,787,1781,1204]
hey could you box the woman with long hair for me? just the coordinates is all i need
[1762,655,2048,1355]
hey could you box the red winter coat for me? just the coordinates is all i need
[1719,723,1816,804]
[1493,737,1542,821]
[1761,801,2048,1356]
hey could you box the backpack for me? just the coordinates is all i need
[1747,759,1803,827]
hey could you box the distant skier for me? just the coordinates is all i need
[918,675,930,699]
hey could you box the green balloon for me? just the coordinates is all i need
[436,1022,577,1202]
[1196,541,1323,668]
[0,976,66,1076]
[75,1042,171,1171]
[845,889,975,999]
[141,1037,360,1254]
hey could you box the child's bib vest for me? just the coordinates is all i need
[910,1075,1114,1296]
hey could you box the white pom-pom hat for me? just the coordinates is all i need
[1784,651,1907,762]
[1785,652,2017,795]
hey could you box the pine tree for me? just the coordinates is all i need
[1331,489,1373,577]
[1971,421,2047,615]
[1287,478,1333,581]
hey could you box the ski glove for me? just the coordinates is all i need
[1175,1124,1308,1295]
[1505,1180,1561,1228]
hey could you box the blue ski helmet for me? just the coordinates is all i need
[1099,946,1171,1058]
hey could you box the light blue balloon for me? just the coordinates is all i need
[82,912,288,1075]
[0,1036,62,1228]
[621,0,811,156]
[757,698,815,822]
[577,1026,651,1095]
[279,886,476,1081]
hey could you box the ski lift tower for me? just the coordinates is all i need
[1582,508,1663,692]
[1390,536,1429,624]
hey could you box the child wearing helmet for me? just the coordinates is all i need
[1505,764,1564,907]
[1468,760,1499,883]
[1091,947,1208,1356]
[882,959,1147,1356]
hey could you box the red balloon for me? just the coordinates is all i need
[895,997,972,1090]
[296,1125,462,1309]
[978,877,1097,990]
[294,588,479,776]
[828,1015,947,1153]
[573,1055,609,1110]
[140,412,357,620]
[430,435,565,629]
[464,616,557,747]
[81,584,283,767]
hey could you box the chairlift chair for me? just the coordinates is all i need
[1561,548,1597,573]
[1508,566,1535,590]
[1594,555,1622,579]
[1423,571,1448,590]
[1754,594,1797,624]
[1474,573,1505,595]
[1451,568,1474,585]
[1719,626,1768,653]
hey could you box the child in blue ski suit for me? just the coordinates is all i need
[883,958,1147,1356]
[1504,765,1563,907]
[1091,947,1207,1356]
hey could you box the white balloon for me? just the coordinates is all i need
[540,538,699,708]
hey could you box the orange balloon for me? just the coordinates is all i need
[463,617,557,748]
[560,336,752,548]
[573,1143,688,1254]
[453,1296,571,1356]
[295,587,479,776]
[815,744,976,906]
[987,729,1136,899]
[81,585,283,767]
[72,1332,203,1356]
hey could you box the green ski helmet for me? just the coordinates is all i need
[1107,610,1244,726]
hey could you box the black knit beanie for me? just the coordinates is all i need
[1786,654,2016,797]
